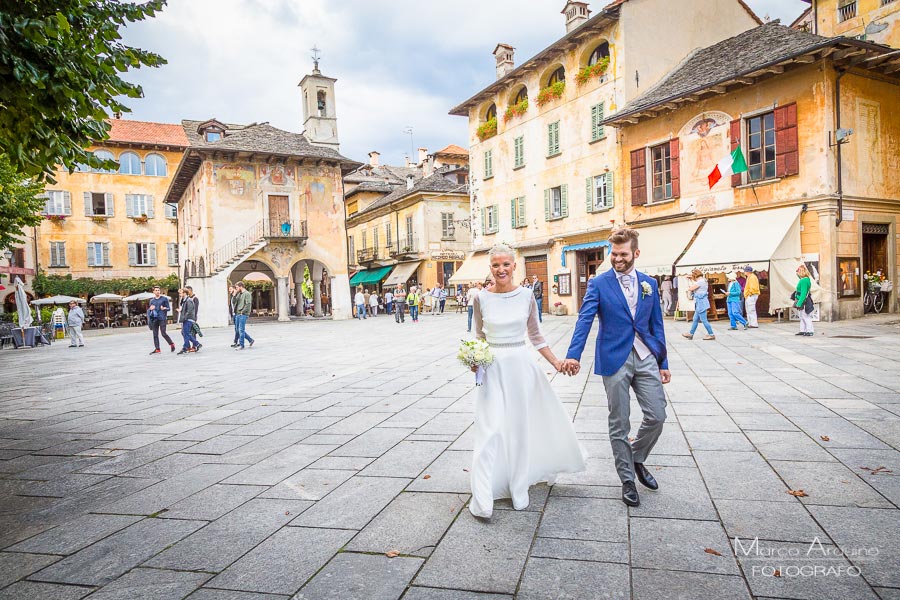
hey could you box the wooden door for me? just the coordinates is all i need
[268,195,290,236]
[863,230,888,276]
[524,255,549,312]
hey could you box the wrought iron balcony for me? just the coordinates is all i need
[357,247,378,263]
[389,237,418,257]
[838,1,857,22]
[263,219,308,241]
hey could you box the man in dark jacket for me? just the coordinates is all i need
[234,281,255,349]
[176,288,200,354]
[531,275,544,323]
[228,284,240,347]
[148,285,175,354]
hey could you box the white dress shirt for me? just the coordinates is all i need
[616,268,652,360]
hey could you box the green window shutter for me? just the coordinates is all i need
[605,172,614,208]
[585,177,593,213]
[517,196,525,227]
[510,198,517,229]
[128,243,137,266]
[148,242,157,266]
[84,192,93,216]
[63,191,72,215]
[86,243,95,266]
[591,103,605,141]
[514,136,524,167]
[102,243,110,266]
[105,193,114,216]
[561,184,569,217]
[547,124,554,155]
[544,189,551,221]
[481,207,486,234]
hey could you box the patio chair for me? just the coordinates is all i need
[0,323,12,349]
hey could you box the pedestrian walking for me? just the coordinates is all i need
[148,285,175,354]
[176,288,200,354]
[385,289,394,315]
[354,287,367,320]
[369,290,380,317]
[363,288,371,316]
[67,300,85,348]
[794,264,815,337]
[439,285,448,313]
[682,269,715,340]
[743,266,760,328]
[431,286,442,315]
[466,282,482,332]
[233,281,255,348]
[726,273,748,331]
[394,285,406,323]
[661,276,675,316]
[407,286,421,322]
[531,275,544,323]
[229,285,241,347]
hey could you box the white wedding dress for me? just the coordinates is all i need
[469,287,586,518]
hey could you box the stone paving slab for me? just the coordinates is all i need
[1,315,899,599]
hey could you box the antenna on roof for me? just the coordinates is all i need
[311,45,321,73]
[403,126,414,161]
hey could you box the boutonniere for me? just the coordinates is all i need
[640,281,652,299]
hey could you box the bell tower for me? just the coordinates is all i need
[299,46,340,150]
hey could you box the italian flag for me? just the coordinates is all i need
[708,147,748,188]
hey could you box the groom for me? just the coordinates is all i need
[562,228,671,507]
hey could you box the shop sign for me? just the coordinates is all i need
[431,250,465,261]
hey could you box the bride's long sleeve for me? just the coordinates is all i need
[473,293,486,340]
[527,299,548,351]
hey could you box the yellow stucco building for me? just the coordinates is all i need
[449,0,761,314]
[35,119,186,281]
[797,0,900,48]
[343,146,470,294]
[602,23,900,321]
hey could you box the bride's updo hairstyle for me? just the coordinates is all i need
[488,243,515,259]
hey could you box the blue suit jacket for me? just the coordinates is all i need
[566,269,669,377]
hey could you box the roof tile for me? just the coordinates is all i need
[105,119,189,147]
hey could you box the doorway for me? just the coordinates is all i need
[268,195,290,237]
[524,255,549,312]
[862,224,889,277]
[576,249,605,308]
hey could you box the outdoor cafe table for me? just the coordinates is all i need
[11,326,49,348]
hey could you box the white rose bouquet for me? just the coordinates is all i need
[457,339,494,386]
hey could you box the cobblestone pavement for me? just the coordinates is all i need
[1,311,899,599]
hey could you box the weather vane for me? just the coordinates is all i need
[311,45,321,71]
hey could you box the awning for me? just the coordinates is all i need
[449,252,490,284]
[383,261,421,287]
[349,265,393,287]
[561,241,610,267]
[599,220,702,275]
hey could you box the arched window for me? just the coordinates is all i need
[588,42,610,66]
[93,150,116,173]
[118,151,142,175]
[513,86,528,105]
[485,103,497,121]
[145,153,167,177]
[547,66,565,86]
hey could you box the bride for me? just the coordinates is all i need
[469,244,586,519]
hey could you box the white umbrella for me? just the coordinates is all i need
[14,277,33,330]
[32,295,86,306]
[123,292,159,302]
[90,293,125,327]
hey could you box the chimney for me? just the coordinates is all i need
[417,147,428,165]
[493,44,515,79]
[368,151,380,167]
[406,174,415,190]
[423,155,434,178]
[562,1,591,33]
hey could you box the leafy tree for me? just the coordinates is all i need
[0,152,44,251]
[0,0,166,181]
[33,271,179,297]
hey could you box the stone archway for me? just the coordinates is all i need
[289,258,332,318]
[230,257,279,319]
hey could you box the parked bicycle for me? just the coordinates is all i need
[864,280,892,314]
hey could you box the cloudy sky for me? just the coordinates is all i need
[120,0,808,165]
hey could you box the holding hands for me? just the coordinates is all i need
[558,358,580,376]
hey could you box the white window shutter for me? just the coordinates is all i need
[105,193,114,216]
[126,195,135,218]
[146,196,155,218]
[63,191,72,215]
[87,243,95,266]
[167,243,175,266]
[102,243,110,266]
[561,184,569,217]
[605,172,614,208]
[481,207,486,235]
[128,243,137,266]
[59,243,66,265]
[84,192,93,216]
[148,242,157,266]
[544,189,551,221]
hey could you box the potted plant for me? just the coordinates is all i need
[132,214,149,223]
[46,214,67,223]
[91,215,108,224]
[536,81,566,107]
[551,301,568,316]
[476,117,498,141]
[575,57,610,86]
[503,98,529,123]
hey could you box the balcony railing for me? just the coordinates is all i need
[838,1,857,22]
[389,237,419,257]
[186,218,308,277]
[881,0,895,6]
[264,219,307,241]
[357,247,378,263]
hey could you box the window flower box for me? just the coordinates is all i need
[476,117,498,141]
[575,57,610,86]
[90,215,110,224]
[45,214,67,223]
[536,81,566,107]
[504,98,529,123]
[131,215,149,224]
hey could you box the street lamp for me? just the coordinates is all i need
[3,249,12,264]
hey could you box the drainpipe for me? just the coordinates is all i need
[834,66,846,226]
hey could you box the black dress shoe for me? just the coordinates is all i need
[622,481,640,507]
[635,463,659,490]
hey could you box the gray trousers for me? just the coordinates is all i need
[69,326,84,346]
[602,350,667,484]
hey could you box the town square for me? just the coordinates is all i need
[1,0,899,598]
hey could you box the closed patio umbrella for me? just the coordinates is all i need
[14,277,32,330]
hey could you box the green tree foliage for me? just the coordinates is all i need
[33,271,179,297]
[0,1,167,181]
[0,152,44,251]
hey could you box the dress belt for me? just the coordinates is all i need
[487,340,526,348]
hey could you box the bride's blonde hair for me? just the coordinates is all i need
[488,243,515,258]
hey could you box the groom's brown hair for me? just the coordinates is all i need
[608,228,639,251]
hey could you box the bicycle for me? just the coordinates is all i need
[864,280,892,314]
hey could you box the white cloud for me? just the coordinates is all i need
[120,0,810,165]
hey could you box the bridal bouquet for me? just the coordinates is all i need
[457,339,494,386]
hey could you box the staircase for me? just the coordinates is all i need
[184,219,307,278]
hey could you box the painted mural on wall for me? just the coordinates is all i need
[678,111,734,212]
[215,164,256,198]
[259,165,296,188]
